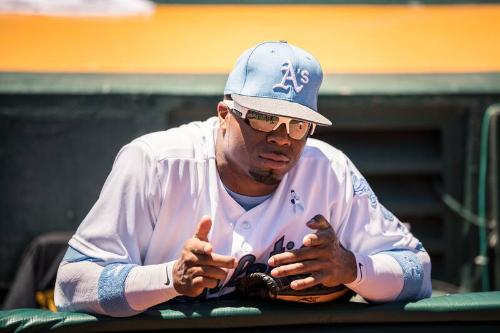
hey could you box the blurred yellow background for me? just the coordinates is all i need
[1,4,500,74]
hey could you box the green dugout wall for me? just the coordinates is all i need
[1,72,499,302]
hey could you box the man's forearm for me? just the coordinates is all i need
[55,260,180,317]
[125,262,180,311]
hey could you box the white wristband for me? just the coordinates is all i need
[345,252,404,303]
[347,252,369,287]
[124,261,181,311]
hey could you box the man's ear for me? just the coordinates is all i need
[217,101,230,130]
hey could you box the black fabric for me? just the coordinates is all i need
[2,232,72,310]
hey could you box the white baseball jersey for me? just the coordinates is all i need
[56,117,431,317]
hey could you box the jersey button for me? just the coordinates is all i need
[241,221,251,230]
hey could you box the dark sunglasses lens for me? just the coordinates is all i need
[246,111,278,132]
[289,120,310,140]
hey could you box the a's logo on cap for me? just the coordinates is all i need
[272,59,310,94]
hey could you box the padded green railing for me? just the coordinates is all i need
[1,292,499,332]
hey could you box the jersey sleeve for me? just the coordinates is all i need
[55,140,180,316]
[334,157,432,302]
[69,140,160,264]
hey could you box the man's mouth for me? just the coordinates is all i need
[258,152,290,169]
[259,152,290,163]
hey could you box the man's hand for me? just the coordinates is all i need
[267,214,357,291]
[173,216,236,297]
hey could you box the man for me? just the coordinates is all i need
[55,41,431,317]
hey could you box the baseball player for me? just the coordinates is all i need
[55,41,431,317]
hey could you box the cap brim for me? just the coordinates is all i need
[231,94,332,126]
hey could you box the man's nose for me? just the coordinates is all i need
[267,124,291,146]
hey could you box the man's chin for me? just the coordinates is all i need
[248,170,282,186]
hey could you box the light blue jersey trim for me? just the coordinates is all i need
[224,185,272,211]
[62,246,104,263]
[383,250,424,301]
[97,263,138,317]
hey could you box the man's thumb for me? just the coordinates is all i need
[194,215,212,241]
[306,214,332,231]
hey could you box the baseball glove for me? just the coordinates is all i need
[237,272,352,303]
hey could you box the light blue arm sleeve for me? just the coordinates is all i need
[382,249,432,301]
[97,263,138,316]
[60,246,139,317]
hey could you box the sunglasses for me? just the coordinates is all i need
[223,101,316,141]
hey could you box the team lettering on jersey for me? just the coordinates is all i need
[207,235,298,296]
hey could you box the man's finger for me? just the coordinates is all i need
[187,251,236,269]
[306,214,332,230]
[268,247,317,266]
[289,274,320,291]
[303,227,336,247]
[270,260,323,278]
[194,215,212,242]
[190,265,229,281]
[186,238,213,255]
[191,276,220,290]
[202,252,237,269]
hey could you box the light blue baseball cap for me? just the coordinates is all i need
[224,41,332,126]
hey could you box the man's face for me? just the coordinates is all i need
[216,102,308,195]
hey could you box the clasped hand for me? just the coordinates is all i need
[267,214,357,290]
